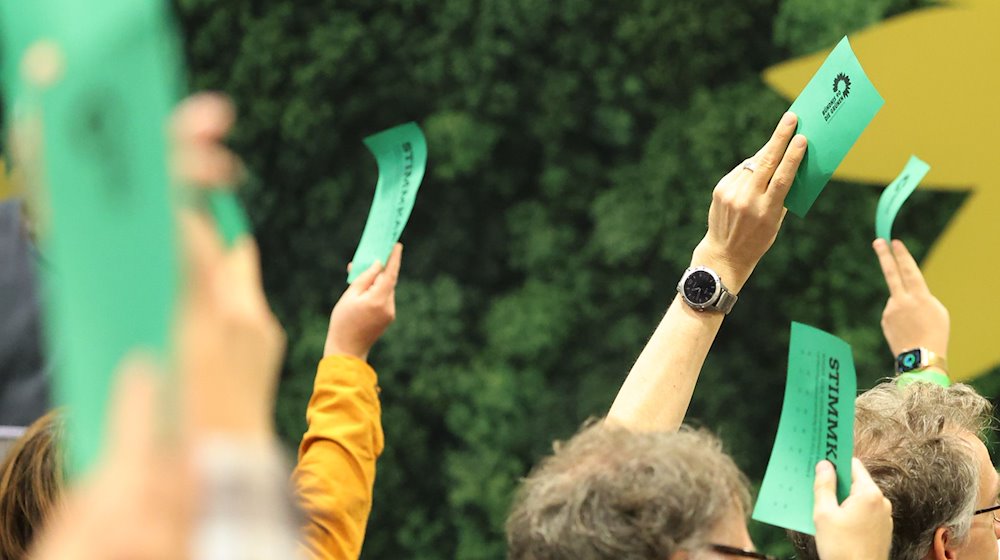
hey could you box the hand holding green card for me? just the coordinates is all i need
[784,37,884,217]
[752,322,857,535]
[348,122,427,283]
[875,155,931,241]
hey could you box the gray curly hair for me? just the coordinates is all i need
[506,422,750,560]
[790,381,992,560]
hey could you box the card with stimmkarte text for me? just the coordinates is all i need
[348,122,427,283]
[752,322,856,535]
[875,155,931,241]
[783,36,884,217]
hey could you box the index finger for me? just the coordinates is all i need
[171,92,235,144]
[849,457,880,497]
[873,238,905,296]
[748,112,799,189]
[371,243,403,297]
[891,240,930,294]
[813,460,839,515]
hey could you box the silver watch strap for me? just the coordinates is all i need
[713,289,738,315]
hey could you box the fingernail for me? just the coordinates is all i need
[793,134,807,148]
[782,112,796,126]
[816,460,834,475]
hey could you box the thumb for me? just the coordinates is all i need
[849,457,879,497]
[348,260,382,293]
[813,460,839,516]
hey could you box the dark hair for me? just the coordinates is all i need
[506,422,750,560]
[0,412,62,560]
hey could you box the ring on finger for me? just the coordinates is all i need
[742,159,757,173]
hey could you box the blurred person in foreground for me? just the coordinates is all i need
[787,239,1000,560]
[0,92,404,559]
[507,112,893,560]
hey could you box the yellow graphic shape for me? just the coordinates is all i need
[0,158,11,201]
[765,0,1000,382]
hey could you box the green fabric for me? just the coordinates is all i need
[753,322,856,535]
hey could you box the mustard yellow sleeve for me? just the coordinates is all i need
[293,355,385,560]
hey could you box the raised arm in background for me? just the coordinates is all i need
[294,244,402,560]
[872,238,950,379]
[606,111,806,431]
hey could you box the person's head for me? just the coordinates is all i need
[790,381,997,560]
[506,422,754,560]
[0,412,62,560]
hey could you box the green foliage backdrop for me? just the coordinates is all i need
[172,0,962,557]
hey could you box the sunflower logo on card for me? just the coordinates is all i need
[822,72,852,122]
[833,73,852,97]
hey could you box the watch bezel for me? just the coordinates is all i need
[896,348,926,373]
[679,266,722,311]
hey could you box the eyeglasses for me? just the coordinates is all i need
[709,544,780,560]
[974,504,1000,523]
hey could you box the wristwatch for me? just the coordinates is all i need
[676,266,738,314]
[895,347,948,374]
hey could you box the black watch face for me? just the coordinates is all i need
[683,270,718,305]
[897,349,922,373]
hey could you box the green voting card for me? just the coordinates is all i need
[784,37,884,217]
[4,0,185,476]
[348,122,427,283]
[752,322,856,535]
[206,189,251,248]
[875,155,931,241]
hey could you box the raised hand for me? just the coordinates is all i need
[692,111,807,293]
[872,238,949,359]
[172,93,286,442]
[324,243,403,361]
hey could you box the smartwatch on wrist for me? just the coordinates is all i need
[676,266,738,314]
[895,347,948,374]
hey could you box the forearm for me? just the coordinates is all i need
[607,294,724,431]
[606,240,754,432]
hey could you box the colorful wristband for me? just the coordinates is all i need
[896,369,951,388]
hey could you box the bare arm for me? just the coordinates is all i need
[607,111,807,431]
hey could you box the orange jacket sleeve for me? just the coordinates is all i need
[293,355,385,560]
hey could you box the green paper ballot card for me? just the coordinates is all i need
[876,155,931,241]
[752,322,857,535]
[348,122,427,283]
[784,37,884,217]
[0,1,47,105]
[15,0,185,477]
